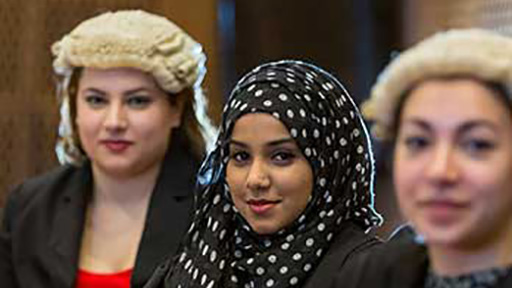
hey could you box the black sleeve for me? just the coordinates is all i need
[0,185,22,288]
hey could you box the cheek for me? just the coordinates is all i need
[168,104,183,128]
[75,107,99,142]
[74,103,87,129]
[465,152,512,191]
[157,102,182,130]
[226,163,244,199]
[279,166,313,205]
[158,108,177,131]
[393,151,418,217]
[469,175,512,239]
[470,168,512,210]
[293,175,313,200]
[136,113,174,140]
[393,150,411,193]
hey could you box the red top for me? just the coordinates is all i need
[75,268,133,288]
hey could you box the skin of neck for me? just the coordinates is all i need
[90,163,162,207]
[78,163,163,272]
[427,222,512,276]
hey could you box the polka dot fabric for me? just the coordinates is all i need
[164,60,382,288]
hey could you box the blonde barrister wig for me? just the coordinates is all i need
[362,28,512,140]
[52,10,216,165]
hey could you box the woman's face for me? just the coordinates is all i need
[76,67,182,178]
[394,78,512,250]
[226,113,314,235]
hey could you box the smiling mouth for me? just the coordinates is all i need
[420,199,469,209]
[420,199,469,224]
[247,199,280,214]
[101,140,133,153]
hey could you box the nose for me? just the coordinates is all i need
[426,143,459,186]
[104,101,128,133]
[246,158,271,191]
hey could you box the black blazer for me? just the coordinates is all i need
[303,222,381,288]
[145,222,381,288]
[0,142,199,288]
[334,226,512,288]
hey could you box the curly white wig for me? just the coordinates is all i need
[52,10,216,165]
[363,28,512,139]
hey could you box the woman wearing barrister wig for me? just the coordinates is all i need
[336,29,512,288]
[0,10,216,288]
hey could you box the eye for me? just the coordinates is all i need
[84,95,107,108]
[461,138,495,156]
[402,136,430,152]
[271,150,296,166]
[126,95,152,109]
[229,150,251,166]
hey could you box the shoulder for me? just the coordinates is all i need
[374,224,427,265]
[4,164,89,221]
[15,164,82,193]
[327,222,382,269]
[498,270,512,287]
[327,222,382,255]
[303,222,382,287]
[333,224,429,288]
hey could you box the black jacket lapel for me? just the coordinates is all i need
[132,131,199,287]
[48,163,91,287]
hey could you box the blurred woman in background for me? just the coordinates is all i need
[0,10,215,288]
[338,29,512,288]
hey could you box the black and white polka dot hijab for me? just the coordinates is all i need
[165,60,382,288]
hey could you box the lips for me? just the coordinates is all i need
[247,199,280,214]
[101,140,133,153]
[420,199,469,224]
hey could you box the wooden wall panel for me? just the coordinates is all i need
[403,0,512,45]
[233,0,401,105]
[155,0,222,123]
[0,0,219,207]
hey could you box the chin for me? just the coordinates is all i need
[102,165,139,178]
[417,220,477,249]
[95,160,144,178]
[250,223,280,235]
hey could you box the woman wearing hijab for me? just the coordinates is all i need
[0,10,216,288]
[146,60,382,288]
[337,29,512,288]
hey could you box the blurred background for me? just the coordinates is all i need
[0,0,511,236]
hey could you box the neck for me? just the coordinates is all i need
[91,163,162,207]
[428,223,512,276]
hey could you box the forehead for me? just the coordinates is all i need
[230,113,292,143]
[401,78,511,128]
[79,67,160,90]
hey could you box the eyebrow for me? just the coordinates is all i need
[80,87,153,96]
[229,137,296,148]
[124,88,152,95]
[458,120,499,134]
[402,118,499,134]
[81,87,106,95]
[401,118,432,133]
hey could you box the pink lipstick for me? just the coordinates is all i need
[421,199,469,224]
[102,140,133,153]
[247,199,279,214]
